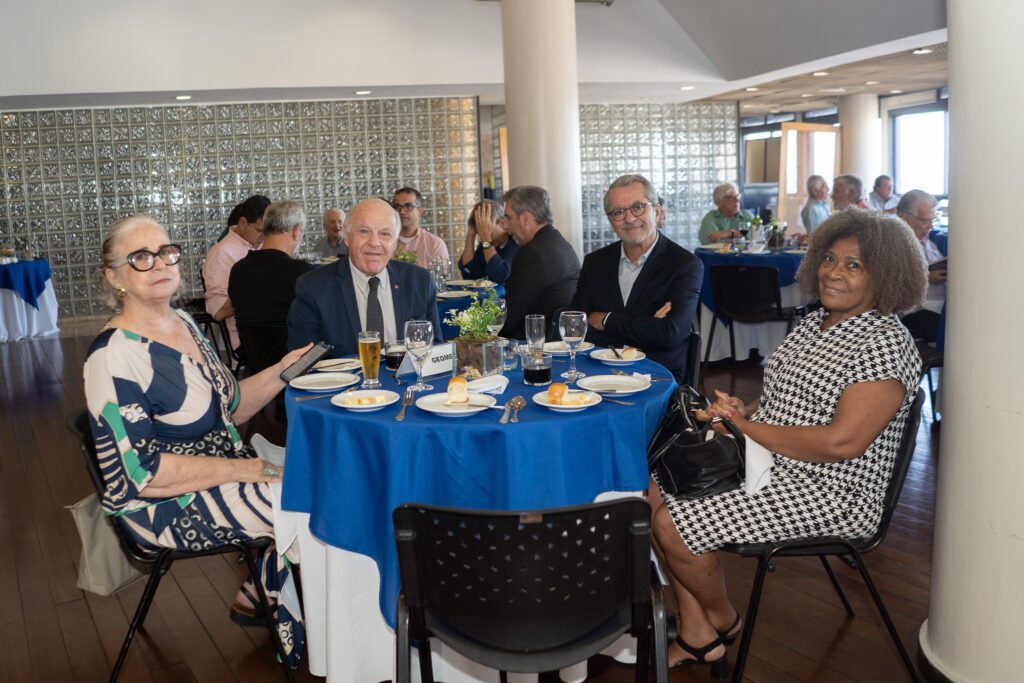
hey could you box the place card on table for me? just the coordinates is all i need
[395,342,455,378]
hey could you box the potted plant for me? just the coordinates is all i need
[444,289,504,378]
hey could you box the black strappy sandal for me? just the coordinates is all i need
[671,634,729,679]
[717,610,743,644]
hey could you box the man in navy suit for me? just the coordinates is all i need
[569,174,703,383]
[287,197,442,356]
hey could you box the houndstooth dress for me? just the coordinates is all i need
[660,308,921,555]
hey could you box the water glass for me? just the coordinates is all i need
[358,331,382,389]
[502,340,520,371]
[525,314,546,355]
[487,298,507,337]
[558,311,587,383]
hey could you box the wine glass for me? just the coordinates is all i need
[558,311,588,382]
[487,298,507,337]
[404,320,434,391]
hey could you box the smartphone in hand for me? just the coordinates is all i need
[280,342,333,383]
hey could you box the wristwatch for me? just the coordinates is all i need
[479,241,493,249]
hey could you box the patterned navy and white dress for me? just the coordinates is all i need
[83,308,303,667]
[659,308,921,554]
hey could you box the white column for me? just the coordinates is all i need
[500,0,583,256]
[917,1,1024,680]
[837,93,880,188]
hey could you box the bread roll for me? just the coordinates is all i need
[547,382,568,404]
[446,376,470,405]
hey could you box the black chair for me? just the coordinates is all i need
[720,388,925,683]
[236,322,289,374]
[702,265,803,377]
[67,412,295,683]
[915,340,944,421]
[393,499,669,683]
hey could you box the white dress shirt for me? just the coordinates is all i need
[618,233,659,304]
[349,261,398,343]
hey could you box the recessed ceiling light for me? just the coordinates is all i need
[355,90,372,95]
[175,95,192,101]
[865,80,880,85]
[769,110,780,114]
[912,48,933,55]
[801,93,813,98]
[741,104,753,109]
[812,71,829,77]
[820,87,847,93]
[889,89,904,94]
[745,87,760,92]
[678,85,695,91]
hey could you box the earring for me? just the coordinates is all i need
[115,286,127,298]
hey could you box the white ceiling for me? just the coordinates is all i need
[0,0,947,110]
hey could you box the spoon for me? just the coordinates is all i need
[508,395,527,423]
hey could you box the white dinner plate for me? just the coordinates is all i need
[437,290,474,300]
[313,357,362,372]
[532,390,602,413]
[590,348,647,365]
[543,341,595,356]
[467,279,497,289]
[446,279,477,287]
[576,374,651,395]
[289,372,360,392]
[696,244,722,250]
[331,389,400,412]
[415,392,497,416]
[784,248,808,255]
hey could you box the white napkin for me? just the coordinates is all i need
[631,372,651,382]
[743,436,773,495]
[467,375,509,395]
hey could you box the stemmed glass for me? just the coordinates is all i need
[487,298,507,337]
[558,311,588,382]
[404,320,434,391]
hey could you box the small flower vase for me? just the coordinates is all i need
[454,338,503,379]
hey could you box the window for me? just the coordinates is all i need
[891,102,948,196]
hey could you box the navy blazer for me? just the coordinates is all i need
[287,258,442,356]
[569,234,702,381]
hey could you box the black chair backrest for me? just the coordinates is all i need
[394,498,651,670]
[236,323,289,374]
[862,387,925,552]
[709,264,784,318]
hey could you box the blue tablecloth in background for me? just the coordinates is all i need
[437,284,506,339]
[0,259,51,309]
[694,248,805,313]
[282,353,674,627]
[929,228,948,257]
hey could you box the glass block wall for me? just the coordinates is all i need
[490,102,739,253]
[0,97,480,318]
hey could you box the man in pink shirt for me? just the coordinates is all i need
[203,194,270,349]
[391,186,450,267]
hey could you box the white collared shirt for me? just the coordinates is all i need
[349,261,398,343]
[618,233,659,304]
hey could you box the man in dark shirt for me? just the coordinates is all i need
[229,200,315,329]
[499,185,580,340]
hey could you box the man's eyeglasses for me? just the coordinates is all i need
[121,244,182,272]
[392,202,421,212]
[606,201,655,222]
[902,211,939,225]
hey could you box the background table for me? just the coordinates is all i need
[280,353,674,682]
[0,259,60,342]
[694,247,810,362]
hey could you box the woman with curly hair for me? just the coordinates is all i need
[650,209,926,675]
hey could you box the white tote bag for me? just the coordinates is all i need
[67,493,147,596]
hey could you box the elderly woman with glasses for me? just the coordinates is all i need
[699,182,754,244]
[83,215,311,668]
[457,199,519,285]
[650,209,925,674]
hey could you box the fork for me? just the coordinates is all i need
[395,387,414,421]
[612,369,671,381]
[610,346,624,360]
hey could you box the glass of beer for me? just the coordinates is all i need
[358,331,382,388]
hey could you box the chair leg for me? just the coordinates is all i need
[649,587,669,683]
[926,368,938,421]
[417,637,435,683]
[727,321,736,361]
[849,549,922,683]
[819,556,855,617]
[239,547,295,682]
[111,554,171,682]
[635,607,650,683]
[703,314,718,387]
[396,596,411,683]
[731,555,771,683]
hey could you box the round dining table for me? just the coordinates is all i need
[278,351,675,683]
[0,258,61,342]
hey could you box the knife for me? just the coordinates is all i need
[395,387,414,421]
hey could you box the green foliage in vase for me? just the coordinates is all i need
[394,247,419,264]
[444,289,502,343]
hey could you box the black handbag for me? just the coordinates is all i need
[647,385,746,499]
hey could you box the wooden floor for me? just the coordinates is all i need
[0,336,937,682]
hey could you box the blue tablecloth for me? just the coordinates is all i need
[282,353,675,628]
[437,284,506,339]
[929,229,948,257]
[0,259,51,309]
[694,248,805,313]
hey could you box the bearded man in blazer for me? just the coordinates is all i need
[569,174,703,383]
[288,197,442,356]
